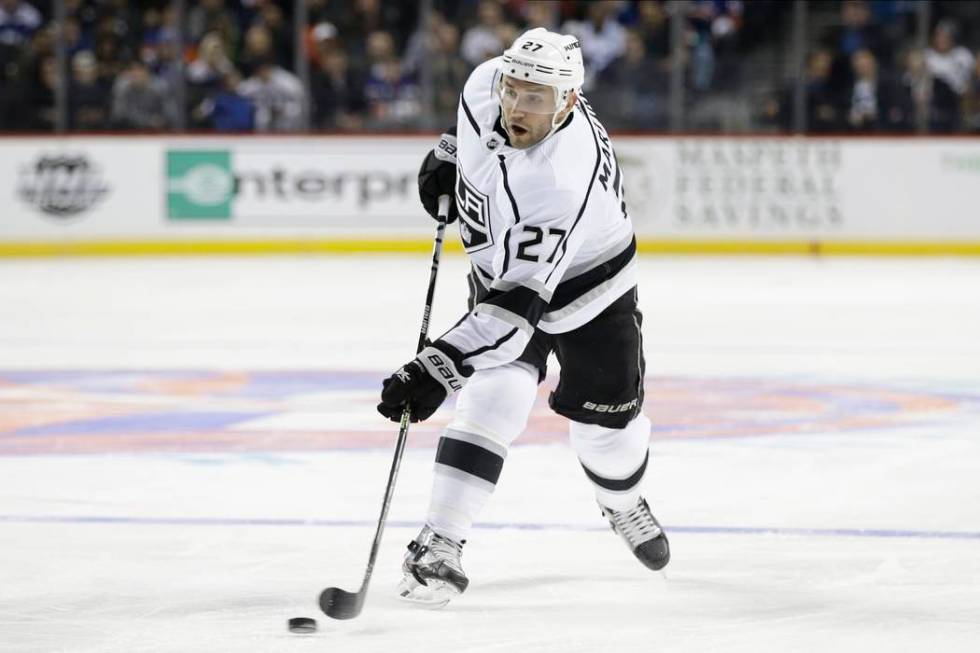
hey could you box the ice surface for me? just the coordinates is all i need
[1,255,979,652]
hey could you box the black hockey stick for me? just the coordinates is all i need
[319,195,451,620]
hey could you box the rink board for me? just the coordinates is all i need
[2,135,980,256]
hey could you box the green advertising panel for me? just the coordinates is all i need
[167,150,234,219]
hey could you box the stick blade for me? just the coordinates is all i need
[319,586,365,620]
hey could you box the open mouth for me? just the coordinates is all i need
[510,124,528,137]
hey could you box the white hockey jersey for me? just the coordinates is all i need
[438,57,637,371]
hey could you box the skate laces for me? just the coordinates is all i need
[410,526,464,572]
[605,498,662,546]
[429,533,464,571]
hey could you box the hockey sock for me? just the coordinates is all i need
[569,414,651,511]
[425,362,538,542]
[427,429,506,542]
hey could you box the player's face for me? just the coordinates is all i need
[499,76,566,149]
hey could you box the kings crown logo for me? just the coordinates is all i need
[455,171,492,252]
[17,154,110,218]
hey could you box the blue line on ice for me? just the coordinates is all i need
[1,514,977,540]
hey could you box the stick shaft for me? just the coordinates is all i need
[350,195,451,600]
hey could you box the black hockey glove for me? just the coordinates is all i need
[377,342,473,423]
[417,128,458,223]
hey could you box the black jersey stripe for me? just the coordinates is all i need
[498,155,522,277]
[544,99,603,285]
[436,436,504,485]
[549,237,636,311]
[581,450,649,492]
[480,285,547,324]
[461,94,480,135]
[497,156,521,223]
[475,265,493,284]
[463,327,518,361]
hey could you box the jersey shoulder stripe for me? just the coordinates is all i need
[461,93,480,135]
[544,98,604,284]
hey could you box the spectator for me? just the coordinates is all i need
[805,49,843,132]
[924,20,975,132]
[0,0,39,116]
[0,0,41,49]
[187,0,239,56]
[194,71,254,132]
[461,0,507,67]
[968,57,980,132]
[62,15,91,58]
[239,23,274,78]
[93,32,127,89]
[766,49,843,133]
[563,0,627,90]
[310,46,366,129]
[305,20,340,68]
[187,31,235,88]
[684,0,743,92]
[522,0,561,33]
[595,28,668,129]
[429,21,470,125]
[21,53,57,130]
[151,31,183,103]
[68,50,110,131]
[110,60,176,130]
[238,57,306,131]
[633,0,670,61]
[822,0,888,99]
[362,29,420,128]
[187,32,236,127]
[846,48,911,132]
[0,0,41,126]
[332,0,417,62]
[251,2,292,70]
[400,8,444,78]
[900,47,930,128]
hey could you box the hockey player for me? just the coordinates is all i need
[377,27,669,607]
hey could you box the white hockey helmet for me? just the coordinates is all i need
[500,27,584,114]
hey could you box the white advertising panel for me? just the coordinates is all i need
[0,138,162,238]
[2,135,979,252]
[615,137,980,240]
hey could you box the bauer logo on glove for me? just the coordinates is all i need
[418,128,459,223]
[377,343,472,423]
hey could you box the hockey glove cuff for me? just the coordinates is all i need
[418,129,459,223]
[377,342,473,423]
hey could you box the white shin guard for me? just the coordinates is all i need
[569,414,652,511]
[426,362,539,543]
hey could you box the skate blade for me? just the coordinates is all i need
[396,575,461,609]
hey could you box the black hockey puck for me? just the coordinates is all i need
[288,616,317,634]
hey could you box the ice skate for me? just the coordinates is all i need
[601,497,670,570]
[397,525,469,608]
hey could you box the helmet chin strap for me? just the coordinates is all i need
[543,89,575,141]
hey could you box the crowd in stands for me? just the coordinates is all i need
[0,0,978,133]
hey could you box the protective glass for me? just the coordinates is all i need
[498,76,560,115]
